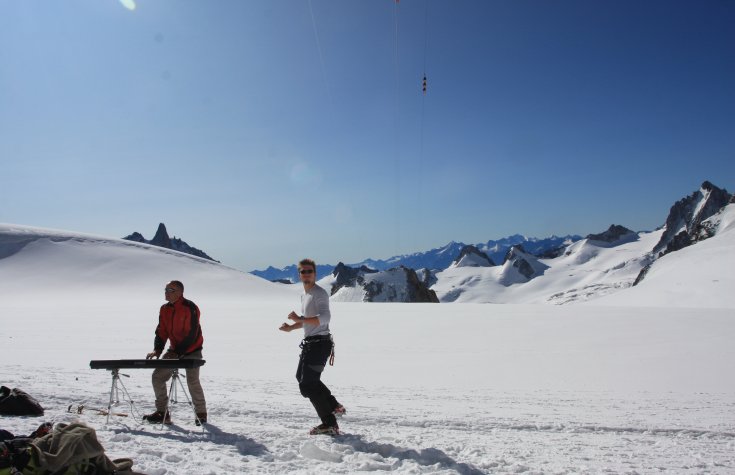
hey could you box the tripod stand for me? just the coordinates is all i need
[90,358,206,428]
[105,369,141,424]
[163,368,204,430]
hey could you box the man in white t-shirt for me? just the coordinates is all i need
[279,258,345,435]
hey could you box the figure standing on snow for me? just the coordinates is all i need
[143,280,207,425]
[279,258,345,435]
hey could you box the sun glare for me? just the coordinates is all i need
[119,0,136,11]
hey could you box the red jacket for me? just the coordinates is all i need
[154,298,204,356]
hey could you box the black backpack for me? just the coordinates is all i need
[0,386,44,416]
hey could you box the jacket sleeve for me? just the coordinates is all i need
[174,300,200,355]
[153,307,167,353]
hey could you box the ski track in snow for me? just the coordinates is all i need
[4,366,734,475]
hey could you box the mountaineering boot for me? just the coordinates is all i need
[195,412,207,426]
[333,404,347,418]
[309,423,340,436]
[142,410,171,424]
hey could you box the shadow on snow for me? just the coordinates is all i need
[336,433,485,475]
[115,423,270,457]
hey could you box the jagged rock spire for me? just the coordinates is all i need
[150,223,172,249]
[122,223,218,262]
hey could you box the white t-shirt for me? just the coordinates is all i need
[301,284,331,338]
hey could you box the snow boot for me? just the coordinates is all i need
[309,423,340,436]
[143,410,171,424]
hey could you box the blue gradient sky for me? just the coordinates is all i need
[1,0,733,270]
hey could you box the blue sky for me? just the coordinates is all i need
[1,0,733,271]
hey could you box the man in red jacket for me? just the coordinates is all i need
[143,280,207,425]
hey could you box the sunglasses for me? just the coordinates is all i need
[164,287,177,293]
[299,269,314,275]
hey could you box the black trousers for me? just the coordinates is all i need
[296,336,339,426]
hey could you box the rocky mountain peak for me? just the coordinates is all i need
[501,245,549,282]
[586,225,635,243]
[359,266,439,303]
[452,245,495,267]
[150,223,172,248]
[329,264,438,302]
[653,181,731,255]
[502,244,528,264]
[330,262,377,295]
[123,223,218,262]
[124,232,146,243]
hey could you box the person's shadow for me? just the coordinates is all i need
[335,433,486,475]
[117,424,269,457]
[204,424,270,457]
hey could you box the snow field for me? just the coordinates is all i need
[2,223,734,473]
[4,369,734,474]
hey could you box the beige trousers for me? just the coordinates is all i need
[152,350,207,414]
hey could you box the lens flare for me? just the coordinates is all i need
[289,162,321,186]
[119,0,136,11]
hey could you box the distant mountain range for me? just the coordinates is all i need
[117,181,733,304]
[123,223,219,262]
[256,181,733,304]
[1,181,731,307]
[251,234,581,283]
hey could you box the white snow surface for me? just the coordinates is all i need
[432,204,735,308]
[593,204,735,308]
[1,223,735,474]
[432,229,663,305]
